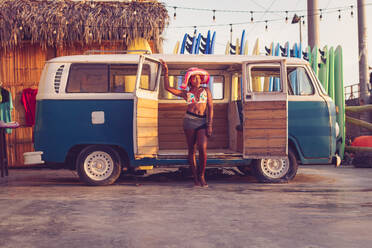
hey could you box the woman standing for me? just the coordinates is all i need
[160,60,213,187]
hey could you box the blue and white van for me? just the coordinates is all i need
[25,54,341,185]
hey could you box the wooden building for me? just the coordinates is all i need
[0,0,168,166]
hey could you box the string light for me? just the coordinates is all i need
[213,9,216,22]
[302,17,305,26]
[285,11,288,23]
[350,5,354,18]
[173,7,177,20]
[265,20,268,31]
[338,9,341,20]
[320,9,323,21]
[250,11,254,22]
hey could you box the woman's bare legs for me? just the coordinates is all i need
[196,128,208,187]
[184,129,200,186]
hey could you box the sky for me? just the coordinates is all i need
[160,0,372,87]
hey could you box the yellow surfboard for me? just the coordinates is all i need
[173,41,180,54]
[243,39,249,55]
[225,41,230,55]
[252,38,261,91]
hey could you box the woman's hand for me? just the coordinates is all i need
[207,125,213,137]
[159,59,168,73]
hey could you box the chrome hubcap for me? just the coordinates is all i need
[260,158,289,179]
[84,151,114,181]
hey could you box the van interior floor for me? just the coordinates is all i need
[157,149,243,159]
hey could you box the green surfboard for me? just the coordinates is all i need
[334,45,345,159]
[311,45,319,76]
[318,45,329,92]
[328,47,335,101]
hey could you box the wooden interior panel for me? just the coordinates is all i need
[158,103,229,150]
[136,98,158,157]
[243,100,287,157]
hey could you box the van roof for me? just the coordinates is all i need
[48,53,308,65]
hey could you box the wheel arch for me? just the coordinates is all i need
[65,143,130,170]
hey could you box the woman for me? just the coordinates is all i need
[160,60,213,187]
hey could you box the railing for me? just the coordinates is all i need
[344,84,360,100]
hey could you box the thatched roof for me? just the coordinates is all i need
[0,0,169,48]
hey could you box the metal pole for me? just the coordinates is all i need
[307,0,319,48]
[357,0,370,105]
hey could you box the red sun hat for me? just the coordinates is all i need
[181,67,210,89]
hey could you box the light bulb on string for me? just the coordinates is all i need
[265,20,268,31]
[320,9,323,21]
[338,9,341,20]
[173,7,177,20]
[213,10,216,22]
[350,5,354,18]
[250,11,254,22]
[285,11,288,23]
[302,17,305,26]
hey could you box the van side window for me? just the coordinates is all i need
[109,64,138,93]
[67,64,108,93]
[250,67,281,92]
[288,67,314,95]
[159,74,224,100]
[139,64,155,91]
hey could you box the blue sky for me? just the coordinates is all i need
[161,0,372,86]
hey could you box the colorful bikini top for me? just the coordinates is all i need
[187,88,207,104]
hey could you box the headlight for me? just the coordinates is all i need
[335,122,340,137]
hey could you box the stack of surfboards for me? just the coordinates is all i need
[175,30,216,55]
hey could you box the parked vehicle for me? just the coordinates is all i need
[24,53,341,185]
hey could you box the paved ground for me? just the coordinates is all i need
[1,165,372,248]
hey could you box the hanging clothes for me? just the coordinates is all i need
[0,88,13,134]
[21,88,38,126]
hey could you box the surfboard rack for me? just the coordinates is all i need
[84,50,151,55]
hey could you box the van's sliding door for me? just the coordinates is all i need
[242,59,288,159]
[134,55,161,159]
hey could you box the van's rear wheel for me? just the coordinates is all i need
[77,145,122,186]
[253,148,298,183]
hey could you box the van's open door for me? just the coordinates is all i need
[134,55,161,159]
[242,59,288,159]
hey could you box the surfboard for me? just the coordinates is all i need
[328,46,335,101]
[194,33,201,54]
[334,45,345,159]
[318,45,329,92]
[264,42,273,91]
[225,41,230,55]
[236,38,240,55]
[252,38,261,91]
[273,43,281,91]
[285,41,290,57]
[292,43,298,58]
[240,30,246,55]
[180,34,188,54]
[210,31,216,54]
[243,39,249,55]
[204,30,211,54]
[297,43,303,59]
[173,41,180,54]
[311,45,319,76]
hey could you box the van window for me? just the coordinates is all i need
[288,67,314,95]
[159,74,224,100]
[250,67,281,92]
[139,63,155,91]
[67,64,108,93]
[109,64,138,93]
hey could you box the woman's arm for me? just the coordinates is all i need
[206,88,213,137]
[160,60,185,98]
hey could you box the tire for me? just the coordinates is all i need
[253,148,298,183]
[76,145,122,186]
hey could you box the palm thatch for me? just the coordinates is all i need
[0,0,169,48]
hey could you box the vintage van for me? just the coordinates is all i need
[25,53,341,185]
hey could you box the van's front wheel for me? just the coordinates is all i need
[253,148,298,183]
[77,145,122,186]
